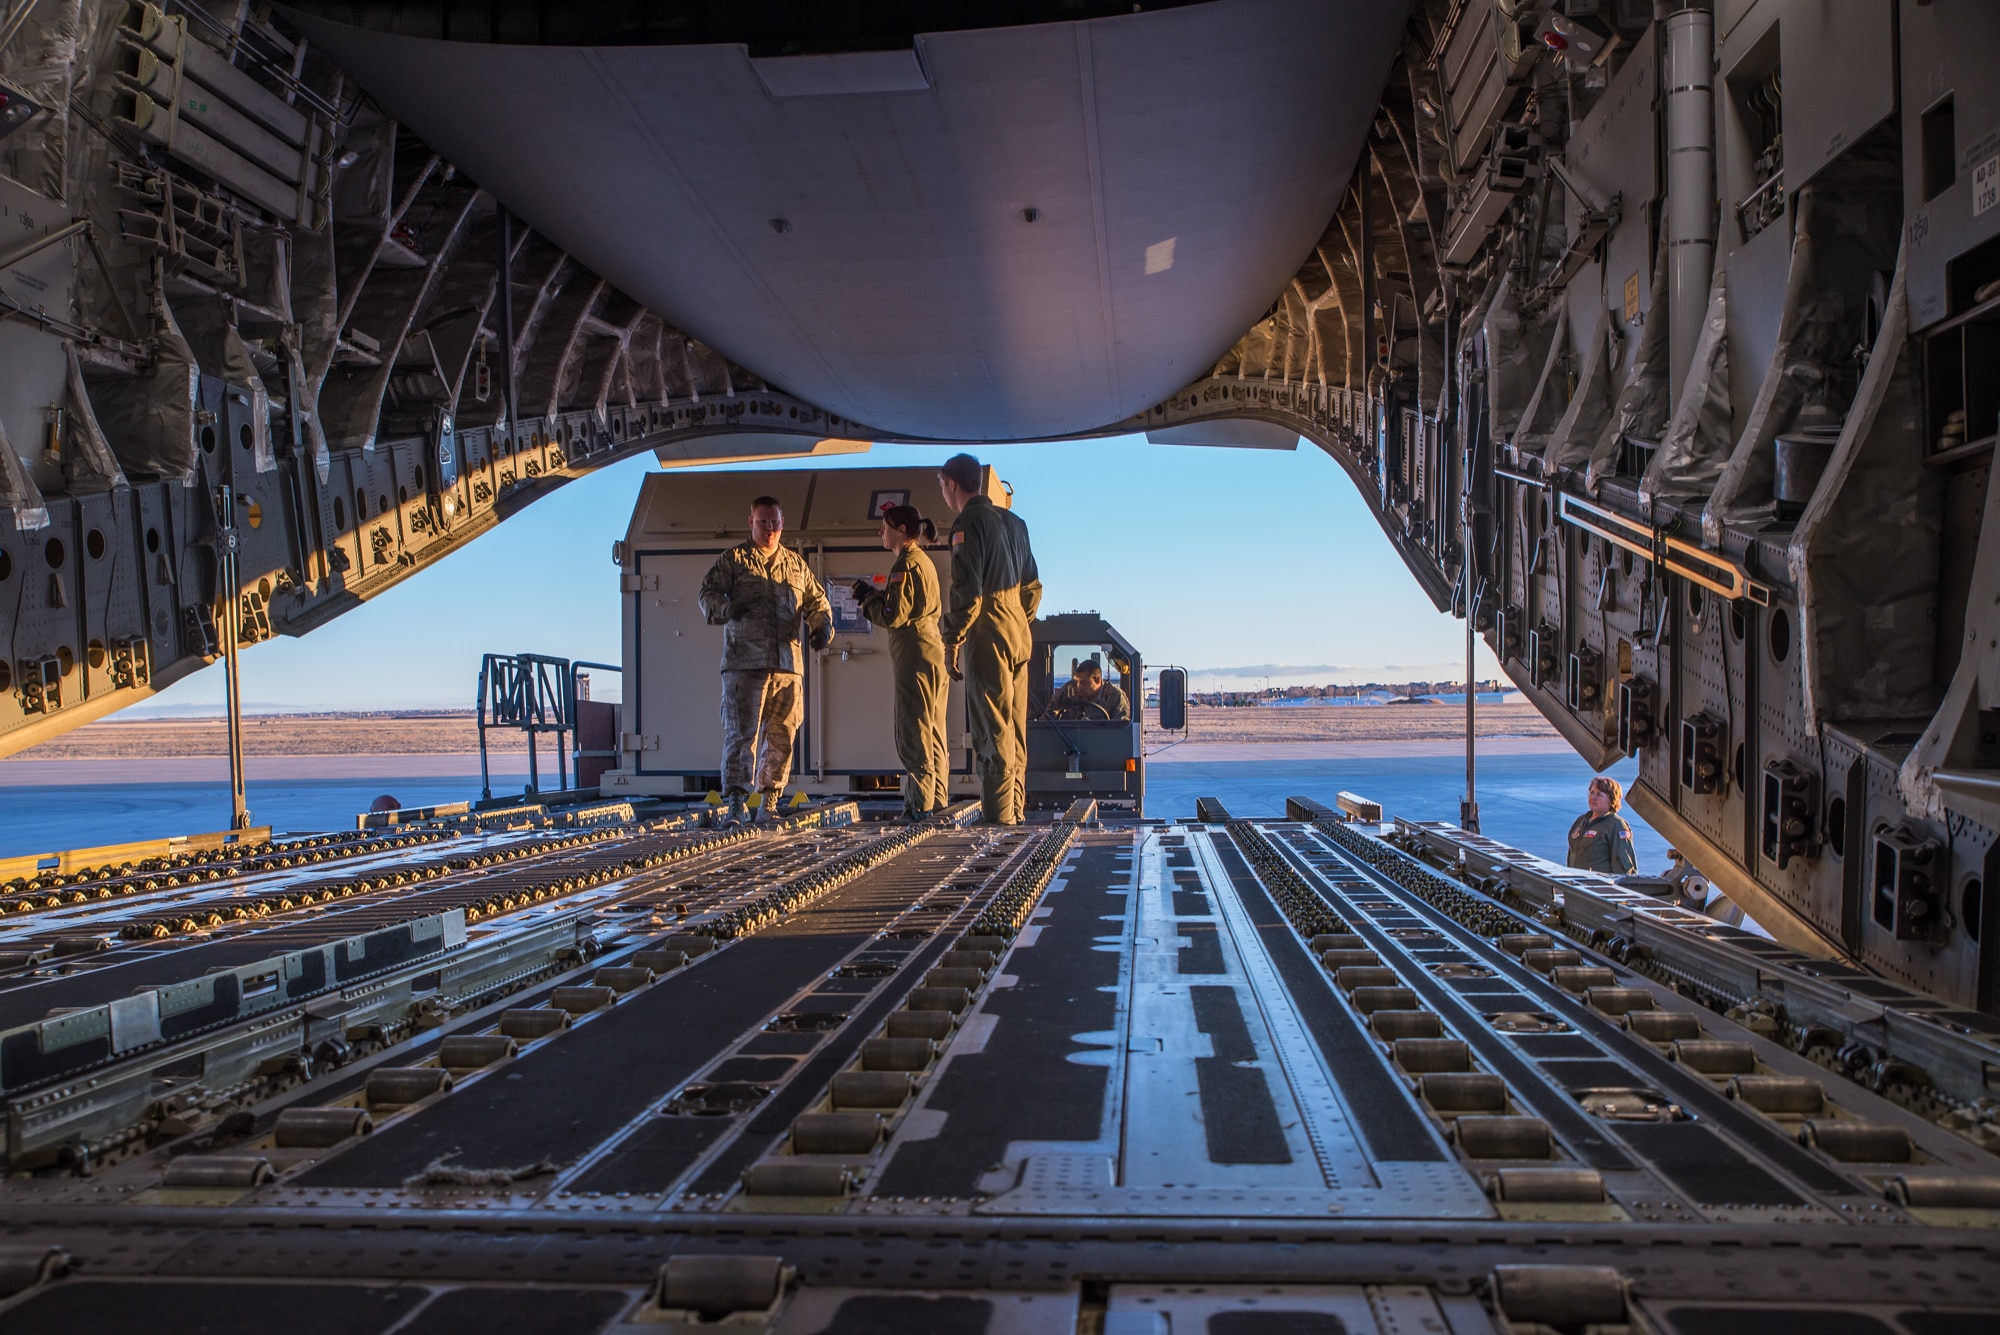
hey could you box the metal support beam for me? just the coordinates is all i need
[217,484,250,830]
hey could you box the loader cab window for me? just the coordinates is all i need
[1034,644,1130,722]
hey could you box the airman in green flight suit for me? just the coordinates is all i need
[1567,775,1638,874]
[936,453,1041,824]
[853,505,949,820]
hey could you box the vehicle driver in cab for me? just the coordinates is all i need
[1046,659,1130,722]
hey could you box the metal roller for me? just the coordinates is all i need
[1801,1120,1913,1162]
[1454,1116,1553,1159]
[1885,1174,2000,1208]
[1668,1039,1756,1074]
[1727,1075,1825,1114]
[925,966,986,991]
[741,1161,853,1197]
[439,1034,518,1070]
[1550,966,1616,992]
[1348,986,1419,1014]
[1520,948,1582,970]
[499,1008,571,1038]
[1491,1265,1628,1327]
[831,1071,914,1109]
[656,934,716,957]
[1623,1010,1702,1042]
[885,1010,955,1040]
[1310,933,1367,952]
[1583,987,1656,1015]
[657,1255,787,1320]
[939,950,996,972]
[1496,933,1556,956]
[1321,949,1381,970]
[1369,1010,1444,1040]
[906,986,972,1013]
[1490,1167,1606,1202]
[861,1037,935,1071]
[161,1155,274,1188]
[1393,1038,1471,1072]
[956,935,1009,952]
[631,948,690,973]
[593,965,655,993]
[365,1066,453,1107]
[0,1243,71,1299]
[1419,1072,1508,1113]
[791,1111,885,1154]
[550,985,619,1014]
[272,1106,373,1148]
[1335,966,1401,991]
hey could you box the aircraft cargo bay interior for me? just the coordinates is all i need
[1,2,1999,1331]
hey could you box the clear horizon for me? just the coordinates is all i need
[132,434,1506,715]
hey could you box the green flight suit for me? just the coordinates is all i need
[939,494,1041,824]
[856,545,950,818]
[1567,811,1637,873]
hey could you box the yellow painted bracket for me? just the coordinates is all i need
[1556,492,1770,605]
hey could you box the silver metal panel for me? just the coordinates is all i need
[1723,214,1791,420]
[1717,0,1772,43]
[1782,0,1896,189]
[0,175,70,479]
[286,0,1409,441]
[1903,0,2000,328]
[1566,25,1657,373]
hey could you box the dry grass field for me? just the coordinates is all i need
[7,701,1556,761]
[6,712,528,760]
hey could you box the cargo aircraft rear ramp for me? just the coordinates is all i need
[4,1,2000,1326]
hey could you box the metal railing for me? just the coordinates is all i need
[475,653,623,800]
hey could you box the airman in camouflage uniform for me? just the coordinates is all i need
[853,505,948,819]
[1567,775,1638,874]
[937,454,1041,824]
[698,496,832,822]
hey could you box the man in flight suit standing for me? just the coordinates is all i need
[937,454,1041,824]
[698,496,833,823]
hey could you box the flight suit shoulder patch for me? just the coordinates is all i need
[951,531,965,546]
[889,571,905,583]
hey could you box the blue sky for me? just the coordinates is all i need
[142,435,1503,713]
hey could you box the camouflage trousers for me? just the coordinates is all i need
[720,670,803,793]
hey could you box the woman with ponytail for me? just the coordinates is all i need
[852,505,950,818]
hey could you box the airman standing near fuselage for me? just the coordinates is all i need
[1567,775,1638,874]
[936,454,1041,825]
[698,496,833,824]
[853,505,949,820]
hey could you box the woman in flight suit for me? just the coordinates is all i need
[853,505,950,819]
[1567,775,1638,873]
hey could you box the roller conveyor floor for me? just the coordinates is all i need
[0,818,775,1031]
[0,801,1998,1333]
